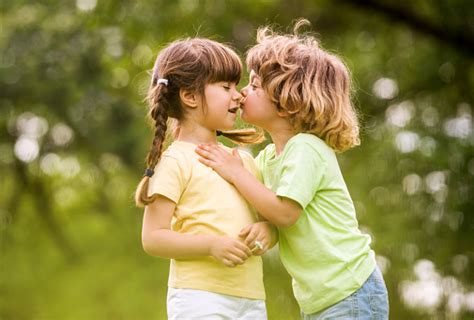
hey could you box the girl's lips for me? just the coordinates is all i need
[228,106,239,114]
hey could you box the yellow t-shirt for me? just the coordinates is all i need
[147,140,265,300]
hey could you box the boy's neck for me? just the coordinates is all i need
[175,121,218,145]
[268,128,296,155]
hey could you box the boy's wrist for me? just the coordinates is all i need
[229,166,245,185]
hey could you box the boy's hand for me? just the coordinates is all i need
[209,236,252,268]
[195,144,244,184]
[240,222,276,256]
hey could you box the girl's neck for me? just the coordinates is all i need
[175,121,218,145]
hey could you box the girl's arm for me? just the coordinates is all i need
[196,145,302,228]
[142,195,252,267]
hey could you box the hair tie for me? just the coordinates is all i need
[144,168,155,177]
[157,78,168,86]
[216,130,223,136]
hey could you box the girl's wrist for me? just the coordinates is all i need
[203,234,217,256]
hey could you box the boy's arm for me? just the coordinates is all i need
[229,169,302,228]
[240,221,279,255]
[142,195,252,267]
[196,145,302,228]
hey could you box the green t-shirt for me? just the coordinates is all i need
[255,133,376,314]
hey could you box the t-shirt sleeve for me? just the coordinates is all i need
[239,149,262,182]
[147,153,187,204]
[254,149,265,173]
[276,141,327,209]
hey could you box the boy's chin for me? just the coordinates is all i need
[241,112,256,125]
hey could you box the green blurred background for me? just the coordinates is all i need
[1,0,473,319]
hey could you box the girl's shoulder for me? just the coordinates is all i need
[158,141,197,169]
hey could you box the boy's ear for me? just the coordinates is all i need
[179,89,199,108]
[276,109,290,117]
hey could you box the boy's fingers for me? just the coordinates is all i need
[198,157,216,169]
[245,228,259,246]
[239,224,252,237]
[195,147,211,158]
[232,149,242,159]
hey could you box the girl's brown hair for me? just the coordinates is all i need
[135,38,263,207]
[246,20,360,152]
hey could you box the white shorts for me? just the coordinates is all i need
[167,287,267,320]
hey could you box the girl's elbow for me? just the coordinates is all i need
[142,236,161,256]
[142,238,154,256]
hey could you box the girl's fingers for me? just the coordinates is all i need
[235,242,252,258]
[228,253,245,265]
[222,258,235,268]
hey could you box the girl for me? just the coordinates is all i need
[196,22,389,319]
[135,38,276,319]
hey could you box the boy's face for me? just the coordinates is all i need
[240,70,279,129]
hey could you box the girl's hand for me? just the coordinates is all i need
[239,222,277,256]
[195,144,245,184]
[209,236,252,268]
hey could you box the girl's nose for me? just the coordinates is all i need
[240,86,248,97]
[233,90,243,101]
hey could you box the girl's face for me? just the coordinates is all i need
[240,70,278,129]
[200,81,242,130]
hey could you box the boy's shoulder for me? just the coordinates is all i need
[256,143,275,160]
[289,133,326,147]
[288,133,333,153]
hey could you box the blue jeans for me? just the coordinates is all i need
[301,267,389,320]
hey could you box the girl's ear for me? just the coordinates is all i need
[179,89,199,108]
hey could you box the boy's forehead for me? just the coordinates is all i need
[249,70,260,81]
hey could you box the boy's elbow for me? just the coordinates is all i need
[272,212,300,228]
[273,206,302,228]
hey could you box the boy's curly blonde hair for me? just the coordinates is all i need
[246,20,360,152]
